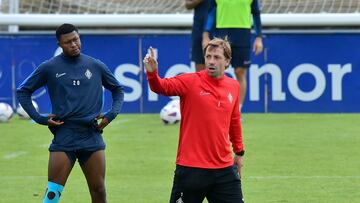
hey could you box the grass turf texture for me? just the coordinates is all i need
[0,114,359,203]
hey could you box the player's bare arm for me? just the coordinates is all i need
[234,155,244,176]
[185,0,203,9]
[253,36,263,55]
[202,32,211,49]
[143,47,158,73]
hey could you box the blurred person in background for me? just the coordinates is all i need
[185,0,210,71]
[203,0,263,113]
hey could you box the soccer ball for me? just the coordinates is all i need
[17,100,39,119]
[167,99,180,109]
[0,102,14,123]
[160,100,181,125]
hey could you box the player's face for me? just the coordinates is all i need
[204,47,230,78]
[58,31,81,57]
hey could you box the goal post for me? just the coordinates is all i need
[1,13,360,28]
[1,0,360,29]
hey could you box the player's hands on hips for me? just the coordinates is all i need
[47,114,64,126]
[96,115,109,131]
[143,47,158,73]
[234,155,244,177]
[253,36,263,55]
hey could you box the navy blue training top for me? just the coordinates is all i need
[16,53,124,126]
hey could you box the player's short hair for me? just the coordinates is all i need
[55,23,78,41]
[204,37,232,61]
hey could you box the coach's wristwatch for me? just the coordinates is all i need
[235,150,245,156]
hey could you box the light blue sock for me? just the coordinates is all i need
[43,181,64,203]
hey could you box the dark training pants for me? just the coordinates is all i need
[170,165,244,203]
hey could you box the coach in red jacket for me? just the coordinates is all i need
[144,37,245,203]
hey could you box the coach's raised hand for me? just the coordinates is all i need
[143,47,158,73]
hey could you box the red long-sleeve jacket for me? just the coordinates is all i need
[147,69,244,169]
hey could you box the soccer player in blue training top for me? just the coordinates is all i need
[16,23,124,203]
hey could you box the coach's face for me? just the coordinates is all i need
[205,46,230,78]
[58,31,81,57]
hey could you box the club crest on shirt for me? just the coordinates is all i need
[228,93,233,103]
[85,69,92,79]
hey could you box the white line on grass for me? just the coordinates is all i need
[39,143,50,148]
[247,175,360,179]
[113,119,131,124]
[1,175,359,180]
[3,151,28,159]
[0,176,46,180]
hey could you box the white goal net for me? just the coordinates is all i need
[0,0,188,14]
[1,0,360,14]
[1,0,360,29]
[262,0,360,13]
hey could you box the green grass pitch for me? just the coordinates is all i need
[1,113,360,203]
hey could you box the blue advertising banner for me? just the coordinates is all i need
[0,32,359,113]
[0,37,13,104]
[262,33,360,112]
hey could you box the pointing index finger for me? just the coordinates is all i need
[149,47,155,58]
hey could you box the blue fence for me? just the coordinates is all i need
[0,33,359,113]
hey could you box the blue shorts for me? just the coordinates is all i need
[214,28,251,68]
[190,0,209,65]
[48,121,105,165]
[191,21,206,65]
[191,32,205,65]
[65,149,103,166]
[231,46,251,68]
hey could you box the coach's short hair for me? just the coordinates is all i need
[204,37,232,61]
[55,23,78,41]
